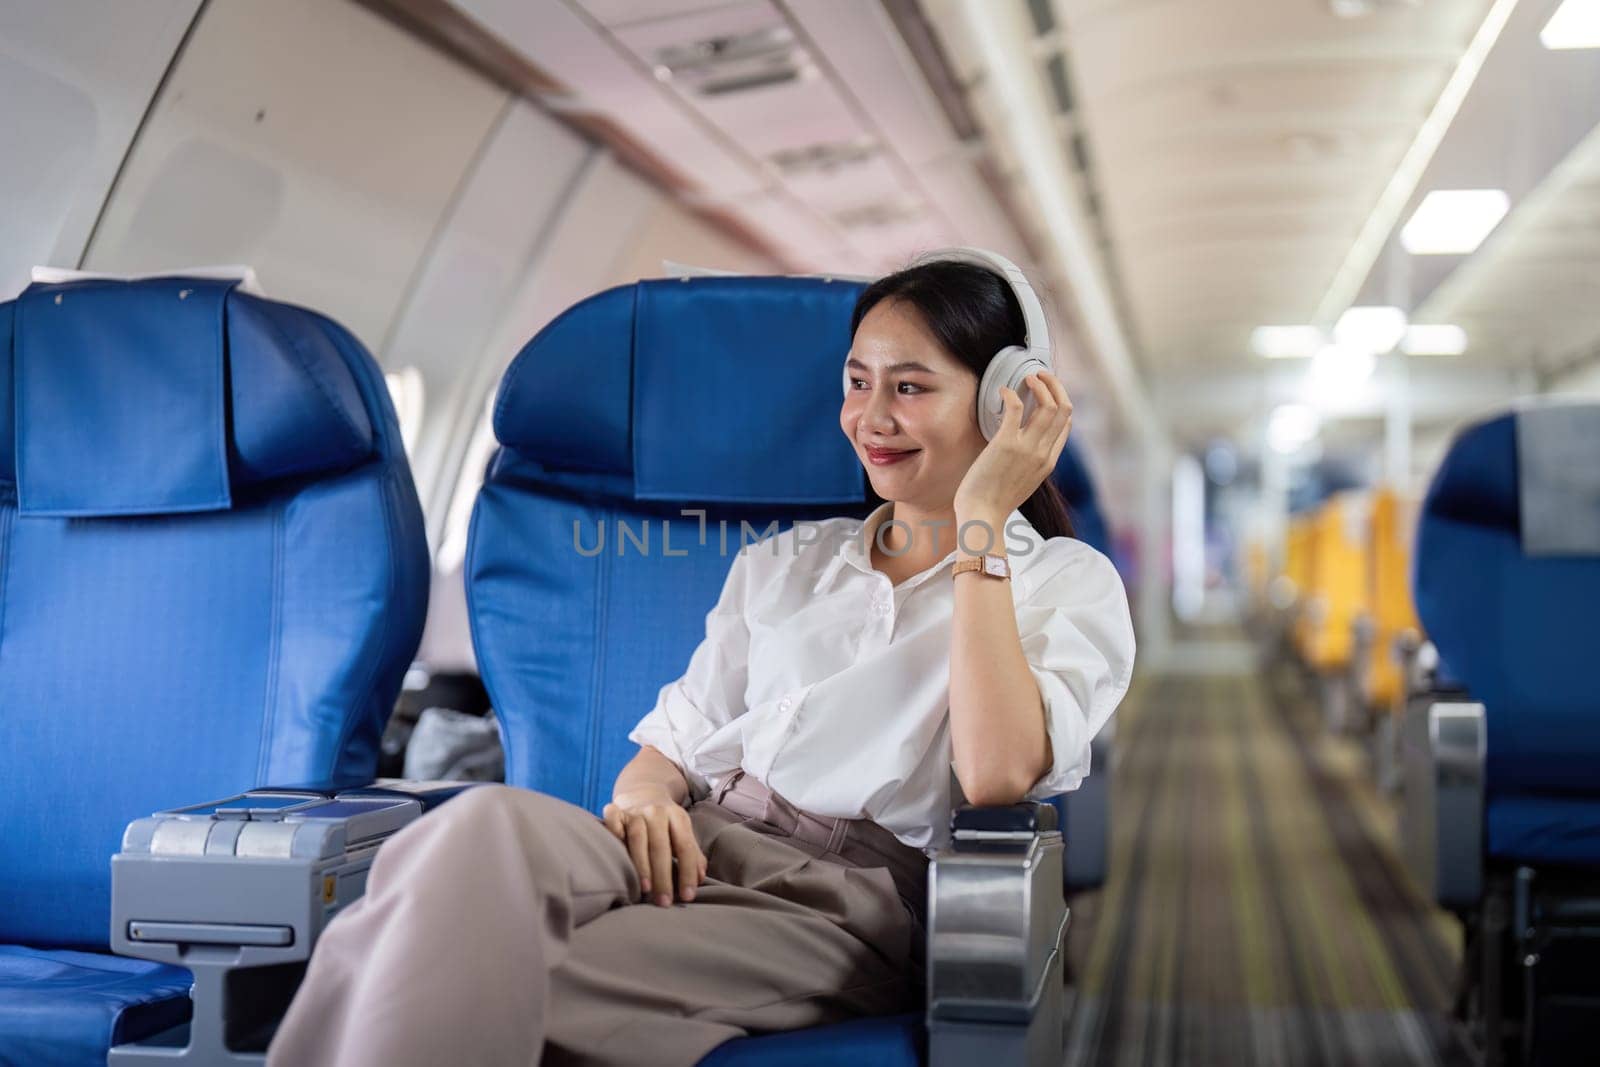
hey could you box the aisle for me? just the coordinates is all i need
[1062,667,1470,1066]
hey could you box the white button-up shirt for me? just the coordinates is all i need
[628,502,1136,851]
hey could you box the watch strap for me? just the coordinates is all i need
[953,555,1010,580]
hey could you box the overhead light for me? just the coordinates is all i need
[1541,0,1600,49]
[1333,305,1408,354]
[1401,324,1469,355]
[1310,341,1377,397]
[1400,189,1510,254]
[1314,0,1519,322]
[1252,325,1325,358]
[1268,404,1321,454]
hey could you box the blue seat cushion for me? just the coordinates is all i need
[0,945,191,1066]
[698,1012,924,1066]
[1488,794,1600,867]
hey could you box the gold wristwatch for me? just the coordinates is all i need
[952,554,1011,581]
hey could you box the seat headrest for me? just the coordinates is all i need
[2,278,374,516]
[1053,441,1096,510]
[1421,411,1519,535]
[1051,440,1111,554]
[493,275,868,505]
[1421,403,1600,557]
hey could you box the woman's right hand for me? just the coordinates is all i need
[602,788,708,907]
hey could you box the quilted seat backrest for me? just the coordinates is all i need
[467,277,873,812]
[0,278,430,947]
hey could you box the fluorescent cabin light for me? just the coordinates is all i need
[1333,306,1408,354]
[1268,404,1321,454]
[1401,324,1469,355]
[1541,0,1600,49]
[1313,0,1519,323]
[1401,189,1510,254]
[1310,342,1377,398]
[1252,325,1325,359]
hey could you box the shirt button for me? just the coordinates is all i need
[778,697,793,712]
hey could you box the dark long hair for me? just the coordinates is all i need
[849,259,1075,541]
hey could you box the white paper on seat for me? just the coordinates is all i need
[1516,402,1600,556]
[30,264,265,295]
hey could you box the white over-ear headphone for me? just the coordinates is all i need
[844,247,1053,441]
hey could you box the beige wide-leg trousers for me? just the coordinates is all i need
[265,772,928,1067]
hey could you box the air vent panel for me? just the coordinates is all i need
[651,25,808,97]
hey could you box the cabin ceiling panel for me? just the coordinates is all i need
[579,0,745,28]
[1043,0,1497,377]
[1408,17,1600,376]
[84,0,504,351]
[0,0,201,299]
[381,102,592,394]
[449,0,1025,276]
[458,0,769,196]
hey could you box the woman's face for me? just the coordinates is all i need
[840,298,988,512]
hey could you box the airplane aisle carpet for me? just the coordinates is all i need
[1063,663,1469,1066]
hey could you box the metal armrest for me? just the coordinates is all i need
[1400,700,1486,913]
[952,802,1058,835]
[927,804,1068,1067]
[108,780,480,1064]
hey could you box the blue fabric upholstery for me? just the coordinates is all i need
[493,277,864,503]
[0,278,429,1063]
[1415,408,1600,866]
[1052,440,1109,555]
[471,275,1095,1063]
[699,1012,923,1066]
[471,276,870,809]
[1488,795,1600,868]
[1045,439,1109,878]
[10,279,373,513]
[0,947,192,1067]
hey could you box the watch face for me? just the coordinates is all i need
[984,555,1009,578]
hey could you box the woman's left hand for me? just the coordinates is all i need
[953,371,1073,524]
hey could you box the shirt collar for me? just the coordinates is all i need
[833,501,1046,590]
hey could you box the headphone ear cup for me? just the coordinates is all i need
[977,348,1051,440]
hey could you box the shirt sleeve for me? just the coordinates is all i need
[1013,545,1136,801]
[626,544,756,802]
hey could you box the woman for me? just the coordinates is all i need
[267,256,1135,1066]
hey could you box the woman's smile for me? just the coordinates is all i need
[865,446,920,466]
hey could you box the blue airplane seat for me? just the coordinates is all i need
[1047,439,1114,893]
[468,276,1074,1066]
[1409,403,1600,1064]
[1415,407,1600,867]
[1052,440,1109,555]
[0,278,430,1066]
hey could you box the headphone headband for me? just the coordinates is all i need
[909,246,1052,364]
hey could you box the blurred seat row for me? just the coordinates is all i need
[0,274,1117,1066]
[1265,403,1600,1066]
